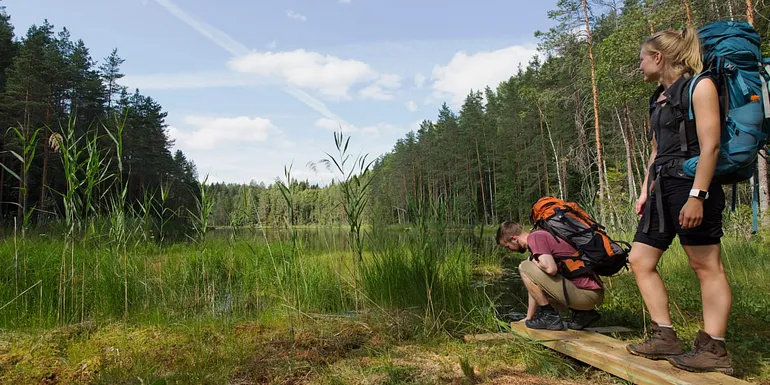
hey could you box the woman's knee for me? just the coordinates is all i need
[684,244,724,276]
[628,242,665,274]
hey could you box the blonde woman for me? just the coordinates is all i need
[627,26,732,375]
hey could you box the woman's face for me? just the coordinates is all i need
[639,46,662,83]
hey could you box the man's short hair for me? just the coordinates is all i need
[496,221,523,244]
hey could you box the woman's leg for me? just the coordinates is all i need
[682,243,732,339]
[626,241,684,359]
[628,242,669,325]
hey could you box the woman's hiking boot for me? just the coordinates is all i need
[525,307,565,330]
[667,330,734,375]
[566,309,601,330]
[626,322,683,360]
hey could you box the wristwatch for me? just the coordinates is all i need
[689,188,709,200]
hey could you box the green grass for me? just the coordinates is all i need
[595,234,770,383]
[3,226,769,383]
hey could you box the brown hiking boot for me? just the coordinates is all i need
[667,330,734,375]
[626,322,684,360]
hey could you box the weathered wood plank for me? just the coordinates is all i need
[463,326,634,343]
[509,321,752,385]
[584,326,634,334]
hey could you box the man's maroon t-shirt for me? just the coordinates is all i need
[527,229,603,290]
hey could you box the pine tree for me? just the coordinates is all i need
[100,48,125,113]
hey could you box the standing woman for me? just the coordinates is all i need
[627,26,733,374]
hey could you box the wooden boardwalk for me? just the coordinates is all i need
[501,322,753,385]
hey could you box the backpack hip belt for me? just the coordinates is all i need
[641,158,692,234]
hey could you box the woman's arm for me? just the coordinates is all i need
[680,77,721,229]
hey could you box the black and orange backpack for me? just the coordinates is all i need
[529,196,631,279]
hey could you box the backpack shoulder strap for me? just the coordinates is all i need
[687,69,727,123]
[679,71,724,155]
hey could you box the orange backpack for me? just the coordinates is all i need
[529,197,630,278]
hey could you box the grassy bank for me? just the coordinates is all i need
[1,315,628,385]
[596,234,770,384]
[3,227,770,384]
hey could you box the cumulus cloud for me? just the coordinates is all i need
[167,115,275,150]
[431,44,539,108]
[286,10,307,21]
[359,73,401,100]
[228,50,379,99]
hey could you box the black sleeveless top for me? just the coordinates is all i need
[648,75,701,166]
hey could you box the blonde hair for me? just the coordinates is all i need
[643,26,703,76]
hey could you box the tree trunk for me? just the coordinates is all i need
[728,0,735,20]
[538,117,550,194]
[711,0,721,18]
[583,0,606,214]
[746,0,754,24]
[492,145,498,221]
[617,107,637,203]
[0,155,5,217]
[682,0,693,26]
[574,91,589,176]
[538,102,564,199]
[746,5,768,226]
[474,137,487,223]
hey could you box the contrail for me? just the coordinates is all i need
[283,87,354,129]
[148,0,354,129]
[152,0,251,57]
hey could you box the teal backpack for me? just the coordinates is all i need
[677,20,770,233]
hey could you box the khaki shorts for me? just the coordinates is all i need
[518,260,604,311]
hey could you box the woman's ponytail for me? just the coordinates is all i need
[643,26,703,76]
[679,26,703,74]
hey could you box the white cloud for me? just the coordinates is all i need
[150,0,354,136]
[431,44,539,108]
[359,73,401,100]
[168,115,275,150]
[414,73,426,88]
[228,50,379,99]
[406,100,418,112]
[267,40,277,49]
[286,10,307,21]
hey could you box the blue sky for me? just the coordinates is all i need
[3,0,559,186]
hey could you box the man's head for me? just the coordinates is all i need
[496,221,529,253]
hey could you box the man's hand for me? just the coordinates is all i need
[533,253,558,276]
[679,197,704,229]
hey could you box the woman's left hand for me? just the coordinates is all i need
[679,198,704,229]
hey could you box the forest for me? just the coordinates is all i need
[2,1,770,384]
[2,0,770,234]
[0,7,199,238]
[192,0,770,234]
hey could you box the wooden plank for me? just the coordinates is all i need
[510,321,752,385]
[463,326,634,343]
[584,326,634,334]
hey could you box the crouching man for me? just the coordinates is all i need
[496,221,604,330]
